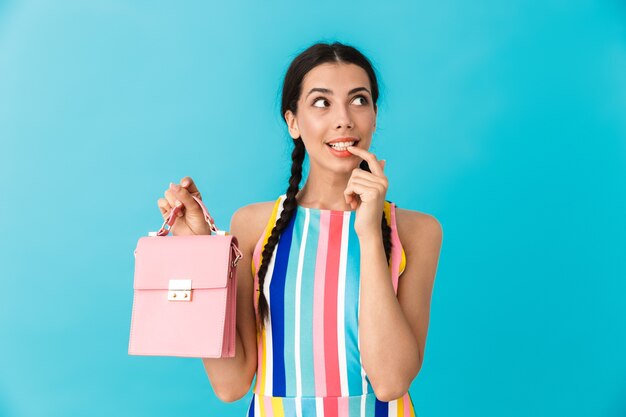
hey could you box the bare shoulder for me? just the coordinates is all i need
[394,207,443,251]
[230,200,277,250]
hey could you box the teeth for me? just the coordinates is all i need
[329,141,355,150]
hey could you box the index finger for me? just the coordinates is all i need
[180,176,201,195]
[346,146,384,177]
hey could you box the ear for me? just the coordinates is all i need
[373,104,377,130]
[284,110,300,139]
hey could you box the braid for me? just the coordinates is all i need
[381,212,392,266]
[256,139,305,332]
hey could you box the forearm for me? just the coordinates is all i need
[201,327,254,401]
[358,230,421,397]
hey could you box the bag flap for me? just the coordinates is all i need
[133,234,235,290]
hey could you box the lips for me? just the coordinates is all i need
[327,144,355,158]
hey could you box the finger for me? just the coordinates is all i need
[164,188,181,209]
[347,178,385,197]
[169,182,203,215]
[346,146,384,177]
[344,182,363,206]
[174,179,202,202]
[179,176,201,197]
[344,183,354,205]
[157,198,172,219]
[344,181,381,205]
[351,167,387,183]
[350,169,388,189]
[344,182,366,210]
[345,192,359,210]
[163,190,184,218]
[349,178,378,188]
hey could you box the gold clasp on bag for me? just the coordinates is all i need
[168,279,192,301]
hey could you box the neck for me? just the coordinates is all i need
[295,164,355,211]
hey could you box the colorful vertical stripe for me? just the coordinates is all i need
[247,392,417,417]
[250,194,416,416]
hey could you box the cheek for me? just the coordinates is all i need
[356,110,376,126]
[299,113,327,136]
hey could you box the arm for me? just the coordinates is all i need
[201,205,259,402]
[358,212,443,401]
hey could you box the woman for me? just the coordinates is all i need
[158,41,443,417]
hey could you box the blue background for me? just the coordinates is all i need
[1,1,625,416]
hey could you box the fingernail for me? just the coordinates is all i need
[175,200,182,207]
[171,183,180,191]
[182,179,189,187]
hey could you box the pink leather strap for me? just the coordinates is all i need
[157,195,219,237]
[154,195,244,267]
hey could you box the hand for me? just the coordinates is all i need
[343,146,388,238]
[157,176,212,236]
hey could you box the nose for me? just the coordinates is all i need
[335,103,354,129]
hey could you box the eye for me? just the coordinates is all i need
[312,97,329,108]
[353,94,368,105]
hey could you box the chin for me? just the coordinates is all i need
[333,161,361,172]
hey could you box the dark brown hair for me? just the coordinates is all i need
[256,41,392,332]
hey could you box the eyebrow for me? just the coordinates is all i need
[305,86,371,99]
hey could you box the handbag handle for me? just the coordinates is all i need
[157,195,218,236]
[155,195,243,266]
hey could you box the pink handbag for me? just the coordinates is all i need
[128,195,242,358]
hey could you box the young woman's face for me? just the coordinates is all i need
[285,62,377,174]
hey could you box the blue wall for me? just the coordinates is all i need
[1,1,625,416]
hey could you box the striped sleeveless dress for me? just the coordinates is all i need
[248,194,417,417]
